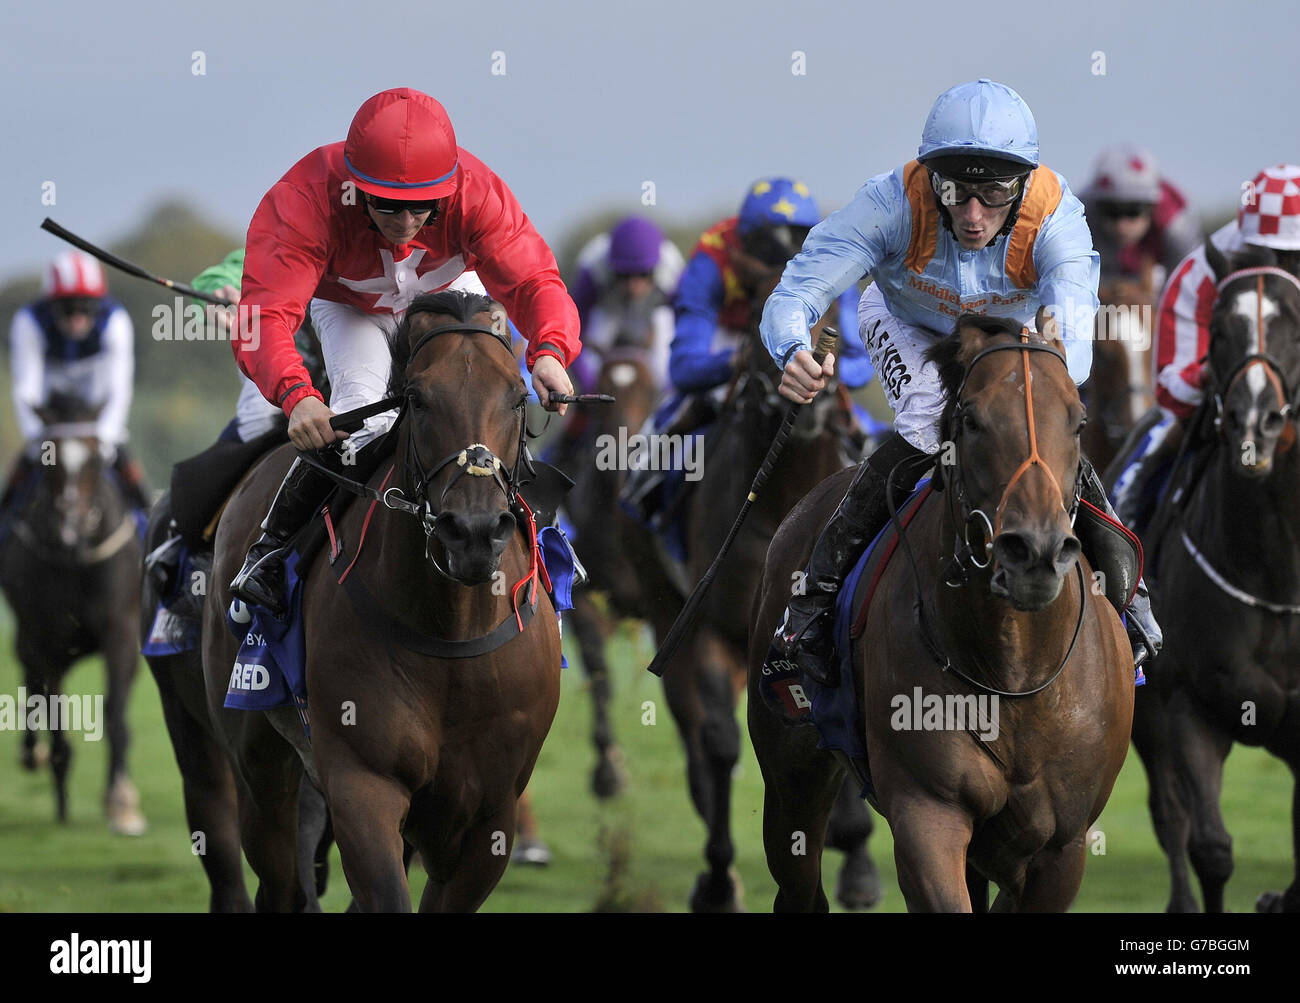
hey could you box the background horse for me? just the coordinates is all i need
[1083,272,1156,474]
[749,315,1133,911]
[652,281,878,912]
[0,393,145,834]
[1132,242,1300,913]
[202,291,561,912]
[562,332,678,799]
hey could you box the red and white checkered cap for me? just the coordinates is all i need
[44,250,107,298]
[1238,164,1300,249]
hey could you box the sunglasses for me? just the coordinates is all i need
[930,172,1025,209]
[1102,202,1152,220]
[366,194,442,217]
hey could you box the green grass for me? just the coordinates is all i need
[0,612,1292,913]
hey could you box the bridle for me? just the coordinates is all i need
[1210,267,1300,442]
[940,331,1082,582]
[891,329,1086,699]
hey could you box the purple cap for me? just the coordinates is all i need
[608,216,664,274]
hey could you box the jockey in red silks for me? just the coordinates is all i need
[3,251,150,519]
[229,88,580,616]
[1080,144,1202,291]
[1113,164,1300,534]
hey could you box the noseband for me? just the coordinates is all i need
[942,330,1081,580]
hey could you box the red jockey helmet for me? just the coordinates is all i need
[344,88,461,201]
[44,250,107,298]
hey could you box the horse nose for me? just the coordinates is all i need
[993,528,1080,575]
[434,509,517,558]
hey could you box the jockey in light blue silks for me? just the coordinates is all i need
[762,79,1163,687]
[622,178,883,531]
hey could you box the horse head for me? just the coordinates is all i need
[31,392,108,549]
[1203,241,1300,477]
[929,314,1086,611]
[388,290,527,585]
[596,349,659,440]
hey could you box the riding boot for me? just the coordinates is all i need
[229,453,341,617]
[1078,460,1163,668]
[773,433,929,687]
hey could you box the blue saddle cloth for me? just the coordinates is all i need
[142,543,201,657]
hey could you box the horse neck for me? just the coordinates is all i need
[1189,438,1300,595]
[932,503,1081,694]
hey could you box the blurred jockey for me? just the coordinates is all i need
[228,87,580,616]
[762,79,1161,686]
[1113,164,1300,534]
[567,216,684,392]
[2,251,150,518]
[1082,144,1202,290]
[621,178,879,524]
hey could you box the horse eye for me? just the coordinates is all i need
[962,412,980,433]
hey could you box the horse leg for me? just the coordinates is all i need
[1257,763,1300,913]
[326,763,411,912]
[665,634,743,912]
[890,803,975,912]
[233,719,307,913]
[150,653,253,912]
[1013,838,1088,912]
[1177,713,1235,913]
[1132,689,1201,912]
[102,620,146,835]
[826,776,882,910]
[295,776,330,911]
[48,683,72,824]
[570,592,625,799]
[748,691,842,912]
[417,800,518,913]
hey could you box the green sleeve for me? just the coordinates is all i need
[190,247,245,297]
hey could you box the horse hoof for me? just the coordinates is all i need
[835,855,883,911]
[512,837,552,866]
[106,778,147,836]
[1255,890,1295,913]
[591,747,627,800]
[21,742,49,771]
[689,869,744,913]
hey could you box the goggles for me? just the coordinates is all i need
[52,298,100,318]
[366,194,442,217]
[930,172,1025,209]
[1101,201,1153,220]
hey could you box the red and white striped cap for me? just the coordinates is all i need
[1239,164,1300,250]
[44,250,107,298]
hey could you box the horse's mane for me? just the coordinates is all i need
[926,313,1037,421]
[386,290,497,395]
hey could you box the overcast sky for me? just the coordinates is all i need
[2,0,1296,283]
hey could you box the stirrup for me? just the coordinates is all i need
[774,602,840,688]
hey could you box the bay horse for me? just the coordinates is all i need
[0,393,145,834]
[562,343,679,799]
[1083,271,1156,474]
[1131,241,1300,913]
[654,282,878,912]
[202,290,561,912]
[749,314,1133,911]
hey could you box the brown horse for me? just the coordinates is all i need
[202,290,561,912]
[562,347,678,798]
[0,394,146,834]
[1083,273,1156,474]
[749,314,1133,911]
[654,291,874,912]
[1131,242,1300,912]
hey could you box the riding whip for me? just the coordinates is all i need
[646,325,840,678]
[40,218,233,306]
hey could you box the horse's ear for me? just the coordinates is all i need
[1034,306,1066,355]
[1204,239,1230,285]
[32,402,53,426]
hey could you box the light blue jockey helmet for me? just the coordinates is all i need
[917,78,1039,169]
